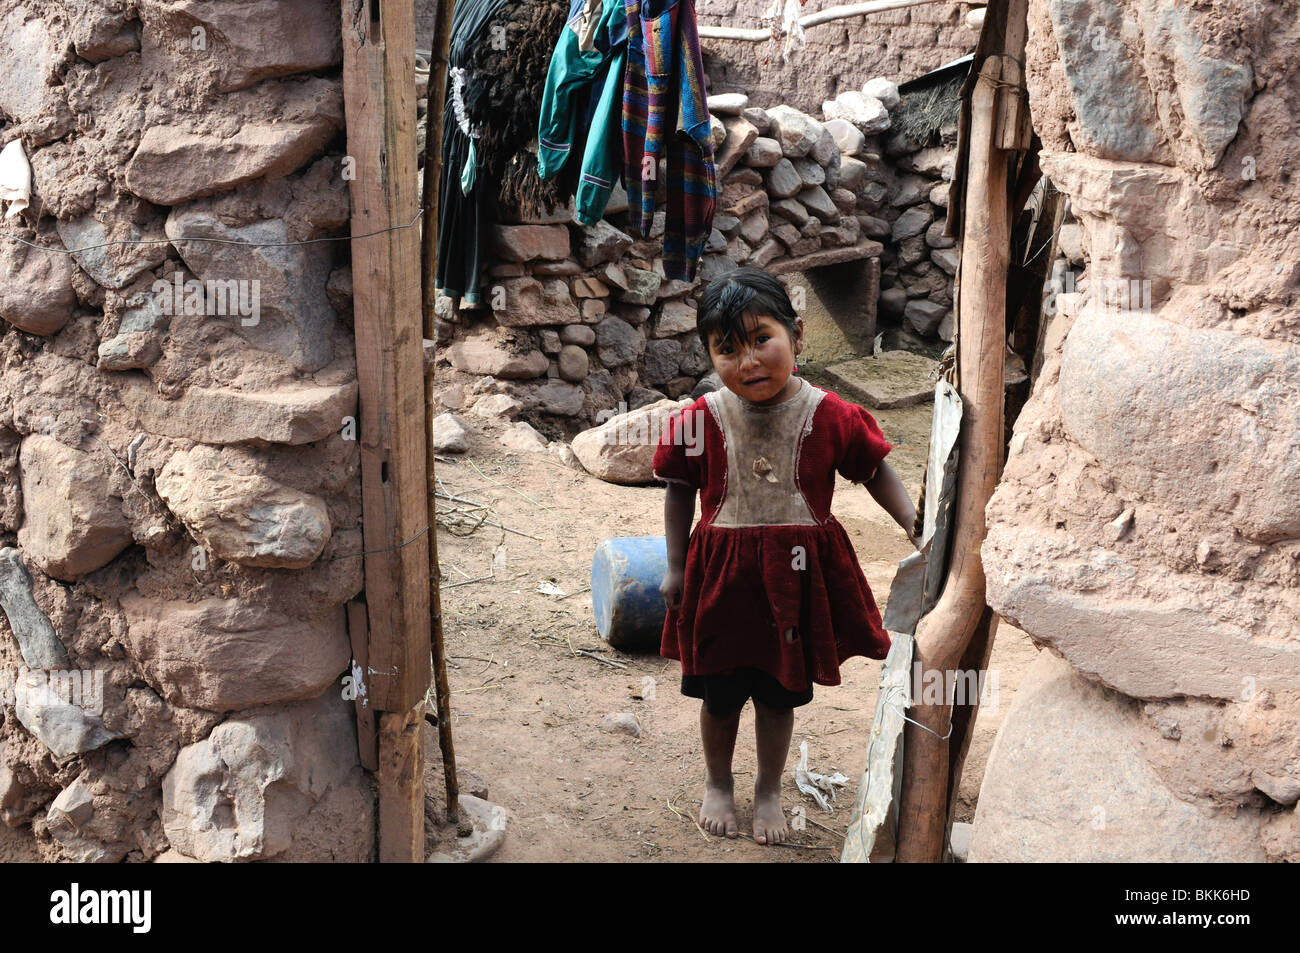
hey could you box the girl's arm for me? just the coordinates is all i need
[866,462,920,549]
[660,482,696,609]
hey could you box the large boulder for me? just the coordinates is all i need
[571,398,688,484]
[970,651,1271,862]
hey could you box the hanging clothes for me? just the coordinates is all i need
[435,0,512,306]
[537,0,630,226]
[622,0,716,282]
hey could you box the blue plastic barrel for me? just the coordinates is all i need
[591,537,669,651]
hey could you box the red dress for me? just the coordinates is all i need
[652,377,894,692]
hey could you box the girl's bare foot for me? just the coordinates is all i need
[700,776,739,837]
[752,781,789,845]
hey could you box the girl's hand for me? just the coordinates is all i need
[660,567,685,610]
[908,528,922,551]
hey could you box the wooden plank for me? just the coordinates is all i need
[841,632,914,863]
[341,0,432,715]
[346,600,379,772]
[378,707,425,863]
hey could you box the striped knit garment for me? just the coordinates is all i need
[622,0,716,282]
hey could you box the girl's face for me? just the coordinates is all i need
[707,313,805,406]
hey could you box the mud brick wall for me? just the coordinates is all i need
[696,0,980,114]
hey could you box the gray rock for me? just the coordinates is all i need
[643,339,683,386]
[561,324,596,346]
[741,106,770,135]
[793,157,826,188]
[707,92,750,115]
[863,77,900,110]
[98,292,169,371]
[596,316,644,368]
[857,180,888,212]
[892,206,934,241]
[524,380,585,416]
[165,209,336,372]
[744,136,783,168]
[824,118,865,157]
[558,344,590,383]
[58,203,169,291]
[575,219,632,268]
[823,91,890,134]
[890,174,930,208]
[903,299,948,336]
[925,219,955,249]
[620,266,661,306]
[879,287,908,319]
[798,185,839,223]
[765,105,823,158]
[766,158,803,198]
[932,247,959,275]
[837,156,868,192]
[431,412,471,453]
[858,214,891,240]
[691,371,722,398]
[771,198,811,228]
[678,336,710,376]
[15,672,123,762]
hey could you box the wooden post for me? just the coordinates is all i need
[420,0,462,824]
[341,0,432,862]
[895,54,1009,864]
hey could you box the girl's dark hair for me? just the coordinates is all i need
[695,267,798,351]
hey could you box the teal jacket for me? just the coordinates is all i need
[538,0,629,226]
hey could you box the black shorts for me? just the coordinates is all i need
[681,667,814,716]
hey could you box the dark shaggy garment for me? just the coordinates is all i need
[463,0,578,219]
[437,0,574,303]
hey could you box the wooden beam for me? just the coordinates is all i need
[341,0,432,862]
[895,54,1008,864]
[420,0,462,825]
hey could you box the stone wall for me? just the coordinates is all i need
[972,0,1300,862]
[435,94,896,431]
[697,0,979,114]
[0,0,372,861]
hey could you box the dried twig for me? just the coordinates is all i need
[667,798,711,842]
[575,649,627,670]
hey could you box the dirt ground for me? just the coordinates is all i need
[425,382,1039,863]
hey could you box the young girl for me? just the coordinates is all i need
[653,267,919,845]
